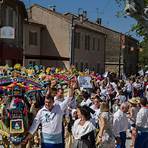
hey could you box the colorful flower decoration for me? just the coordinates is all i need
[14,64,21,71]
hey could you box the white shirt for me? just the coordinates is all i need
[80,98,92,107]
[54,96,64,105]
[90,105,101,124]
[110,82,118,92]
[136,107,148,129]
[100,86,107,97]
[133,82,141,90]
[29,97,71,135]
[125,82,133,92]
[72,119,95,140]
[113,109,129,137]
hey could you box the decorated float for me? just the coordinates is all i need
[0,66,44,146]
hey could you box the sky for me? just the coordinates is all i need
[23,0,141,40]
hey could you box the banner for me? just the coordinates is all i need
[78,76,92,88]
[138,69,144,76]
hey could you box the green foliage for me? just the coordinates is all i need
[115,0,148,67]
[144,0,148,5]
[131,24,147,37]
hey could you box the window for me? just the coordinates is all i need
[29,61,36,66]
[74,32,80,49]
[97,39,100,50]
[29,31,38,46]
[85,35,90,50]
[92,38,95,50]
[6,7,15,27]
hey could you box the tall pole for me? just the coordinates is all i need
[119,33,122,78]
[70,16,75,66]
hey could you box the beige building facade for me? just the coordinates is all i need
[26,4,71,68]
[23,20,43,66]
[23,4,139,75]
[23,4,106,73]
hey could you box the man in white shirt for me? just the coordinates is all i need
[134,98,148,148]
[113,103,129,148]
[23,87,74,148]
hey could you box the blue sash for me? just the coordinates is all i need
[41,132,62,144]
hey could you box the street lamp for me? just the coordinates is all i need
[70,15,78,65]
[119,33,125,78]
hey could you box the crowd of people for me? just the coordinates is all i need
[0,64,148,148]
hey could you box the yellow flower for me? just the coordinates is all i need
[46,67,51,74]
[14,64,21,70]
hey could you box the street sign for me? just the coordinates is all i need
[78,76,92,88]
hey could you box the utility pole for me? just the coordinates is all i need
[119,33,125,78]
[119,34,122,78]
[70,15,76,66]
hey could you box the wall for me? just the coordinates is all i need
[30,5,71,60]
[74,26,105,73]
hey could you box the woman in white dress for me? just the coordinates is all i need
[72,105,96,148]
[96,102,115,148]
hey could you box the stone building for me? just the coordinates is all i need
[0,0,27,65]
[23,19,45,66]
[24,4,106,73]
[123,36,139,76]
[23,3,139,75]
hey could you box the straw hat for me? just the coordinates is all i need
[128,97,140,105]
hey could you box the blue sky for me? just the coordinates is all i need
[23,0,140,40]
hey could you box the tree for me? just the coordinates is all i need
[115,0,148,67]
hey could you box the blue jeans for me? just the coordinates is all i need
[41,143,64,148]
[134,132,148,148]
[126,91,132,100]
[116,131,126,148]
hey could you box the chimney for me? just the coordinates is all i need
[49,5,56,11]
[79,10,88,23]
[83,11,87,19]
[96,18,102,25]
